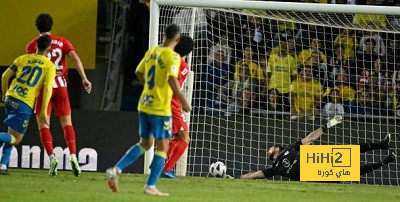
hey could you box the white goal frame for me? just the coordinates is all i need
[144,0,400,175]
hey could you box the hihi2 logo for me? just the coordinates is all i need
[300,145,360,181]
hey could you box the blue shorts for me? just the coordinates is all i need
[139,112,172,140]
[4,96,32,134]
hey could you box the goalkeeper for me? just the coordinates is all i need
[241,115,396,180]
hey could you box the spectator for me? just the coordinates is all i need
[323,89,345,116]
[205,50,231,107]
[297,37,328,66]
[270,17,296,48]
[349,91,380,116]
[358,58,388,91]
[269,33,297,58]
[358,31,386,56]
[308,51,328,86]
[222,64,256,113]
[334,29,357,59]
[359,71,386,106]
[267,88,290,112]
[361,53,387,89]
[234,46,265,84]
[328,45,354,81]
[207,34,232,65]
[290,67,324,119]
[324,69,357,112]
[266,37,297,109]
[356,38,380,82]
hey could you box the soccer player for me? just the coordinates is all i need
[161,35,194,178]
[0,35,56,174]
[106,24,192,196]
[26,13,92,177]
[240,115,396,180]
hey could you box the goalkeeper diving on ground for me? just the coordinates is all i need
[240,115,396,180]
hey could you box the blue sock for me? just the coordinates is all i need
[147,151,167,186]
[1,143,13,166]
[115,144,146,172]
[0,133,13,144]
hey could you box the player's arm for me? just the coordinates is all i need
[67,51,92,94]
[135,58,146,85]
[301,115,343,145]
[241,167,275,179]
[40,65,56,124]
[240,170,266,179]
[1,66,16,101]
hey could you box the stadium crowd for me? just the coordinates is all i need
[200,0,400,118]
[127,0,400,118]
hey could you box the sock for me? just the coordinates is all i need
[164,140,188,172]
[63,125,77,154]
[360,143,381,153]
[0,143,13,166]
[49,154,55,161]
[0,132,15,144]
[360,162,384,175]
[39,128,54,155]
[147,151,167,186]
[166,139,179,160]
[116,144,146,172]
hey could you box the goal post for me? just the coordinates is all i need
[146,0,400,184]
[144,1,197,175]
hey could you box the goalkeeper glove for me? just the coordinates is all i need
[326,115,343,129]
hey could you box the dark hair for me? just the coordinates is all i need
[273,144,284,152]
[174,35,194,57]
[334,45,344,51]
[35,13,53,33]
[37,35,52,52]
[164,24,180,40]
[365,38,376,46]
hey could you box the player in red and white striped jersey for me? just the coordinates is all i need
[26,13,92,177]
[162,36,194,178]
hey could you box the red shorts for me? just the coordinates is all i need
[172,109,189,135]
[34,87,71,116]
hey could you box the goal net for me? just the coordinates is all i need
[152,0,400,185]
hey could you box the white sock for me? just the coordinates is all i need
[49,154,55,161]
[0,164,7,170]
[115,167,122,174]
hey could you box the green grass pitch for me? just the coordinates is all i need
[0,169,399,202]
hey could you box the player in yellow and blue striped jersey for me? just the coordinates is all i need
[0,35,56,174]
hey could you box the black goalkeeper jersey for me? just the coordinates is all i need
[262,140,302,181]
